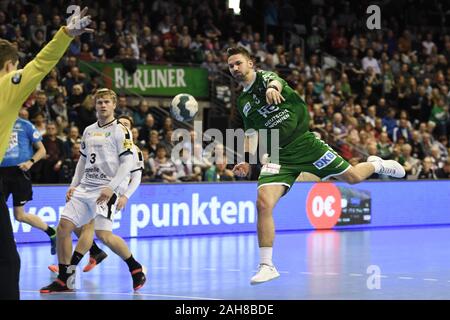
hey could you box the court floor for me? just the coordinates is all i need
[17,226,450,300]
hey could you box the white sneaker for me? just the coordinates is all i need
[250,264,280,285]
[367,156,406,178]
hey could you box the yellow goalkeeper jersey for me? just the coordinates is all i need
[0,27,73,162]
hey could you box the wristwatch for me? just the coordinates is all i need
[267,85,279,92]
[29,158,35,163]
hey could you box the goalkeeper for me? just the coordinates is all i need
[0,7,92,300]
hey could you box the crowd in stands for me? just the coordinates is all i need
[0,0,449,183]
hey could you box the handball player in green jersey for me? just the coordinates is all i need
[227,47,405,285]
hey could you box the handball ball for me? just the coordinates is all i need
[170,93,198,122]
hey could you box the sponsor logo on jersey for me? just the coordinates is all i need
[123,139,133,149]
[243,102,251,117]
[313,151,337,170]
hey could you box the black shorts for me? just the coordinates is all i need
[0,166,33,207]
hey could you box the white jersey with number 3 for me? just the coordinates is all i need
[79,119,133,190]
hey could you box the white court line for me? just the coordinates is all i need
[325,272,339,276]
[152,267,168,270]
[423,278,438,282]
[379,275,388,278]
[279,271,289,274]
[300,272,312,275]
[178,267,191,270]
[226,269,241,272]
[203,268,217,271]
[349,273,363,277]
[20,290,222,300]
[398,277,414,280]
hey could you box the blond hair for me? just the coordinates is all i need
[93,88,117,104]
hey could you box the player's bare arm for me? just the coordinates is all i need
[18,141,46,172]
[266,80,285,105]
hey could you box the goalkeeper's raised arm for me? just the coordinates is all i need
[0,6,93,161]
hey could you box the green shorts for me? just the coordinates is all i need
[257,131,350,193]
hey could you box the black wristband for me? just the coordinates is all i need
[267,85,279,92]
[29,158,35,163]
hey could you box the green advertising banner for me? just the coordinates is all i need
[80,62,209,98]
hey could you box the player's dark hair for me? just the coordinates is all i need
[0,39,19,70]
[118,115,134,128]
[226,46,252,60]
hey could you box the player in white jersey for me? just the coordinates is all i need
[47,115,144,276]
[41,89,146,293]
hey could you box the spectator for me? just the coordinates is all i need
[115,96,134,118]
[63,125,81,158]
[31,112,48,136]
[204,155,235,182]
[397,144,420,179]
[59,142,81,183]
[174,148,202,182]
[50,93,68,124]
[28,90,50,120]
[133,100,151,129]
[149,145,178,183]
[392,117,412,143]
[76,95,97,133]
[377,132,393,159]
[362,49,381,74]
[435,159,450,179]
[41,122,65,183]
[417,157,437,179]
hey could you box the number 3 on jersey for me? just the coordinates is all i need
[90,153,96,164]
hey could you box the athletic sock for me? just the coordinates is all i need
[70,251,84,266]
[259,247,273,266]
[45,226,56,237]
[89,241,102,256]
[124,255,142,272]
[58,264,70,283]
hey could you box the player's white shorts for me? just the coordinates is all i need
[60,185,118,229]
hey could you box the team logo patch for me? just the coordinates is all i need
[243,102,251,117]
[313,151,337,170]
[33,131,40,139]
[11,72,22,84]
[123,139,133,149]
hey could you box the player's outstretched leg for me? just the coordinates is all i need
[336,157,405,184]
[95,230,146,290]
[13,206,57,255]
[250,184,286,285]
